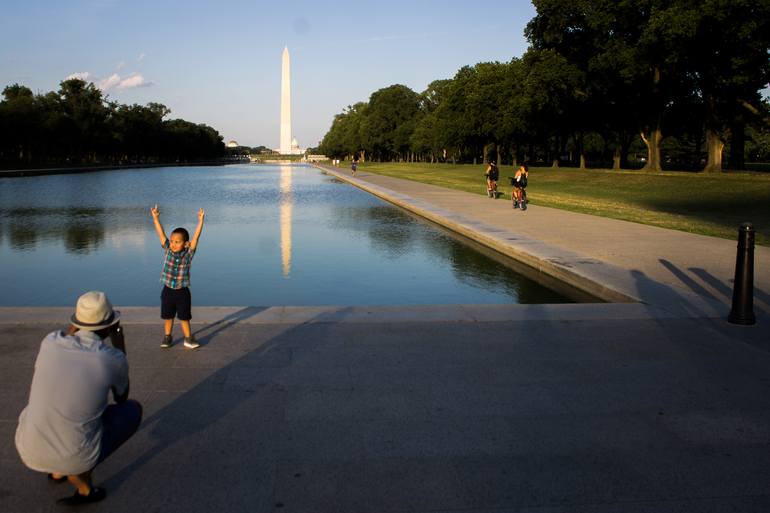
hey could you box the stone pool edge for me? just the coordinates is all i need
[0,303,692,325]
[316,165,727,320]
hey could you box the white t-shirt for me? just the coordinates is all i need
[15,330,128,474]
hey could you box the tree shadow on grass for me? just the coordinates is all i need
[638,196,769,242]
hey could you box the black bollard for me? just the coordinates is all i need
[728,222,756,325]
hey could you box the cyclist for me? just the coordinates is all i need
[512,163,528,210]
[485,161,499,198]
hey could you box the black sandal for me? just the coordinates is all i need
[47,473,67,483]
[56,487,106,506]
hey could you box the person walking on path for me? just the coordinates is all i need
[351,156,358,176]
[151,205,205,349]
[15,291,142,506]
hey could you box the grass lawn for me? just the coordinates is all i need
[351,161,770,246]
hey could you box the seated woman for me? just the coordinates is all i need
[512,163,528,210]
[485,161,499,198]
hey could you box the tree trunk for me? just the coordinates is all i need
[640,128,662,171]
[640,65,664,172]
[576,132,586,169]
[702,128,724,173]
[551,158,560,168]
[620,136,631,169]
[612,146,622,170]
[728,118,745,170]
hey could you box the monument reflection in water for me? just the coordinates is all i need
[280,165,292,277]
[0,164,575,306]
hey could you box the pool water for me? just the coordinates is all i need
[0,164,576,306]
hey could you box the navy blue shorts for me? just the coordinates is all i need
[161,286,192,320]
[95,400,142,467]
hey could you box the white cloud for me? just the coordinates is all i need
[116,73,151,89]
[65,71,153,92]
[66,72,91,81]
[98,73,121,90]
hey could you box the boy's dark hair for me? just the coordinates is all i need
[171,227,190,242]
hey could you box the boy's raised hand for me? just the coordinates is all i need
[151,204,167,246]
[190,208,205,250]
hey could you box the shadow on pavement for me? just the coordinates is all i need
[630,267,768,353]
[191,306,269,347]
[101,309,340,498]
[659,259,721,303]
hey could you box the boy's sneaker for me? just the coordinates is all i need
[160,335,173,348]
[183,337,200,350]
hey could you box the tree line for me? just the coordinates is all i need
[0,79,225,168]
[319,0,770,172]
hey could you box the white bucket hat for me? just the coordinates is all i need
[70,291,120,331]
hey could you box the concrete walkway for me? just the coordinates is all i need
[1,166,768,513]
[319,164,770,320]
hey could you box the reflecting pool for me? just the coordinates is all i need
[0,164,578,306]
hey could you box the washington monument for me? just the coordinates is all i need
[279,46,292,154]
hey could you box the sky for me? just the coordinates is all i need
[0,0,537,149]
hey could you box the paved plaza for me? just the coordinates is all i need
[1,168,768,512]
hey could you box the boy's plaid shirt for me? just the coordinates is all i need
[160,239,195,289]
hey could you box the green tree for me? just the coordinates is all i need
[360,84,420,161]
[161,119,224,161]
[526,0,660,169]
[527,0,770,172]
[57,79,112,163]
[0,84,38,163]
[430,66,485,163]
[319,102,366,159]
[411,80,453,162]
[520,48,585,166]
[112,102,170,162]
[661,0,770,172]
